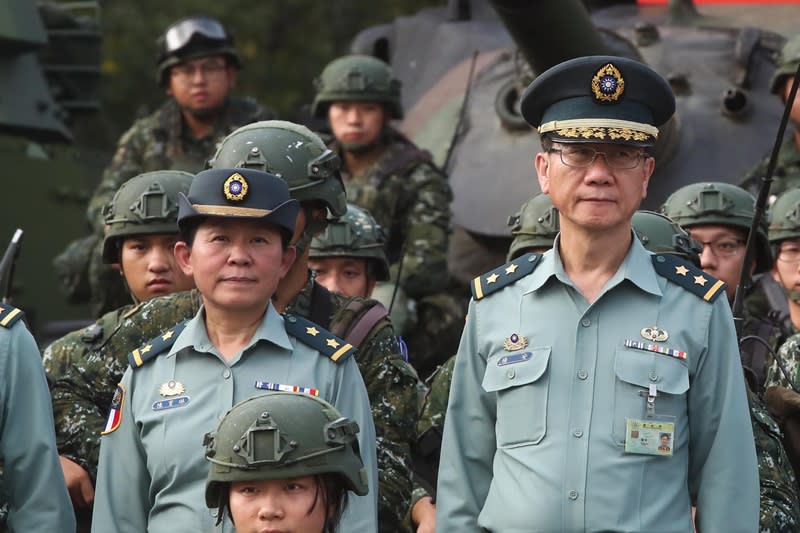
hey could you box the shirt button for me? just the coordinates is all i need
[577,370,588,380]
[581,318,591,327]
[573,429,583,438]
[568,490,579,500]
[506,369,516,379]
[649,371,658,382]
[222,368,231,379]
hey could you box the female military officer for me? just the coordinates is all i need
[205,392,369,533]
[91,168,377,533]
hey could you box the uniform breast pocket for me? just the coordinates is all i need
[482,347,551,448]
[612,349,689,445]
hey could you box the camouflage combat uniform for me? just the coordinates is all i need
[54,97,272,316]
[50,278,419,533]
[750,387,800,532]
[333,130,464,378]
[740,137,800,201]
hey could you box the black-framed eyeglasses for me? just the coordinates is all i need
[547,146,647,170]
[696,238,746,258]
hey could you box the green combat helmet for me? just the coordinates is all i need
[311,54,403,119]
[770,34,800,95]
[310,203,391,282]
[660,182,773,274]
[156,16,240,86]
[632,210,702,267]
[209,120,347,238]
[507,193,560,260]
[769,188,800,243]
[101,170,193,263]
[204,392,369,509]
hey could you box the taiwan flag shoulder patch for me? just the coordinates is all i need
[101,384,125,435]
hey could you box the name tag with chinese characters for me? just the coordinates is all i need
[624,418,674,457]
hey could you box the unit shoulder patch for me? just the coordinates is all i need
[284,314,356,363]
[471,252,542,300]
[651,253,726,303]
[0,303,24,328]
[128,320,188,369]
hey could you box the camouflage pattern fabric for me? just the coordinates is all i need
[49,277,418,533]
[86,96,272,230]
[408,355,455,524]
[333,129,452,300]
[333,129,464,375]
[749,386,800,532]
[55,96,272,316]
[768,334,800,390]
[740,137,800,201]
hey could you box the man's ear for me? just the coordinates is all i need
[535,152,551,194]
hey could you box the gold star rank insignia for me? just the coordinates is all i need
[505,264,519,275]
[326,338,340,348]
[486,273,499,284]
[306,326,319,336]
[693,275,707,286]
[161,330,174,341]
[141,344,152,354]
[675,265,688,276]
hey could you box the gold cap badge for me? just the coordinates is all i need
[591,63,625,102]
[223,172,248,201]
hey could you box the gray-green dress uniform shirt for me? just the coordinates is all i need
[436,238,758,532]
[0,309,76,532]
[91,303,378,532]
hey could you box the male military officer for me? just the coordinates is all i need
[312,54,460,378]
[436,57,758,532]
[741,34,800,200]
[52,121,418,533]
[55,15,271,316]
[0,305,75,532]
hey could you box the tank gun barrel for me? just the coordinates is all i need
[489,0,614,74]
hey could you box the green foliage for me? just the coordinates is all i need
[98,0,436,147]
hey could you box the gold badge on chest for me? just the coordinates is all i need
[503,333,528,352]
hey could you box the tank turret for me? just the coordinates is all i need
[350,0,792,283]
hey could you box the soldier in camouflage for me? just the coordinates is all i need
[42,170,194,531]
[54,16,272,316]
[741,34,800,200]
[50,121,418,533]
[312,54,461,378]
[661,182,787,391]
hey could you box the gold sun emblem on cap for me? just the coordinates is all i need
[223,172,249,201]
[591,63,625,103]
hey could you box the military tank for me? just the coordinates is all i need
[349,0,796,282]
[0,0,103,339]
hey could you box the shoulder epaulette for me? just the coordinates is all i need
[128,319,188,369]
[284,314,356,363]
[0,303,24,328]
[471,253,542,301]
[651,253,727,303]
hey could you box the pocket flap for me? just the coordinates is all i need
[483,347,551,393]
[614,349,689,395]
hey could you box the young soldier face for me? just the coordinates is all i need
[308,256,374,298]
[174,218,295,314]
[120,233,195,301]
[228,477,328,533]
[167,54,237,120]
[687,225,749,301]
[773,237,800,302]
[327,101,386,150]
